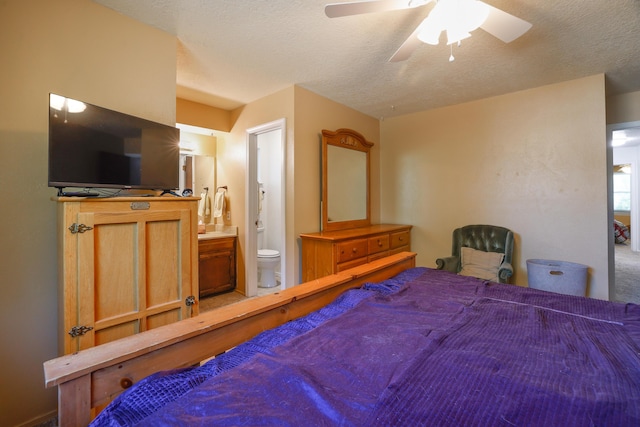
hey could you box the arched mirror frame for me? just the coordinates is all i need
[322,128,373,232]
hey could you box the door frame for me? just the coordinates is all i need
[245,118,287,297]
[608,120,640,300]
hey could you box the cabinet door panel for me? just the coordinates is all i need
[147,309,181,330]
[199,250,234,296]
[95,322,139,347]
[146,219,181,306]
[93,222,138,319]
[76,209,191,350]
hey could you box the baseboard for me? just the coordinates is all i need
[15,410,57,427]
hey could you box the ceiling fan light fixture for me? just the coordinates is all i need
[417,16,441,44]
[417,0,490,46]
[326,0,531,63]
[459,0,490,32]
[446,28,471,45]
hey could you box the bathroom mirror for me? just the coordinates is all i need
[322,128,373,232]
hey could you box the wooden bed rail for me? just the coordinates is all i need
[44,252,416,426]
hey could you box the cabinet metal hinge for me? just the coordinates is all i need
[185,295,196,307]
[69,223,93,234]
[68,325,94,337]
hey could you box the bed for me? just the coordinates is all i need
[44,251,640,426]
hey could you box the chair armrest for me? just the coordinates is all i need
[436,256,459,273]
[498,261,514,283]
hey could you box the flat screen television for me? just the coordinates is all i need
[48,93,180,193]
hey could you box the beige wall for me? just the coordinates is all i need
[212,86,378,294]
[177,97,232,132]
[607,90,640,124]
[0,1,177,425]
[380,74,609,298]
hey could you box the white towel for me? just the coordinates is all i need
[199,192,211,218]
[213,190,225,218]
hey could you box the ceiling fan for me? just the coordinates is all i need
[325,0,532,62]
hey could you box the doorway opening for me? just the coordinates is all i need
[608,121,640,304]
[245,119,286,297]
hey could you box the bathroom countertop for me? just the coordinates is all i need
[197,225,238,241]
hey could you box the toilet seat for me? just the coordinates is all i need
[258,249,280,258]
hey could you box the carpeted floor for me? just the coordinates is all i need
[614,241,640,304]
[199,286,281,312]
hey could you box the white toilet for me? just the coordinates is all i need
[257,225,280,288]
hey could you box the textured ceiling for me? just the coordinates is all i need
[93,0,640,119]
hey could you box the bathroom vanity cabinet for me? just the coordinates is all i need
[56,196,200,355]
[198,235,237,297]
[300,224,412,281]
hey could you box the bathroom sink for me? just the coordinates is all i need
[197,226,238,240]
[198,232,234,240]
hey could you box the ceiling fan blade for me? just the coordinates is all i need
[388,22,425,62]
[479,2,532,43]
[325,0,430,18]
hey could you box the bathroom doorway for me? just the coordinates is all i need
[245,119,286,297]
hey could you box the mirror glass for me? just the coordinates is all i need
[322,129,372,232]
[178,124,218,220]
[327,145,367,221]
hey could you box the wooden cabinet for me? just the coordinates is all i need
[300,224,412,281]
[56,197,199,354]
[198,236,236,297]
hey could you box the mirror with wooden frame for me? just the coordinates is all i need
[321,128,373,232]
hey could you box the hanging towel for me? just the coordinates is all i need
[199,192,211,218]
[213,189,226,218]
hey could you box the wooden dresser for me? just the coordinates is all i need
[300,224,412,281]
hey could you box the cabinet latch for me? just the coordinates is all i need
[69,223,94,234]
[68,325,94,337]
[185,295,196,307]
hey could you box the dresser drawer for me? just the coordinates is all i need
[368,234,390,254]
[389,246,409,256]
[336,257,368,272]
[336,239,368,263]
[390,231,410,249]
[368,251,390,262]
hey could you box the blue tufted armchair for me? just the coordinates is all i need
[436,224,514,283]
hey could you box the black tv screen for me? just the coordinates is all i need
[48,93,180,191]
